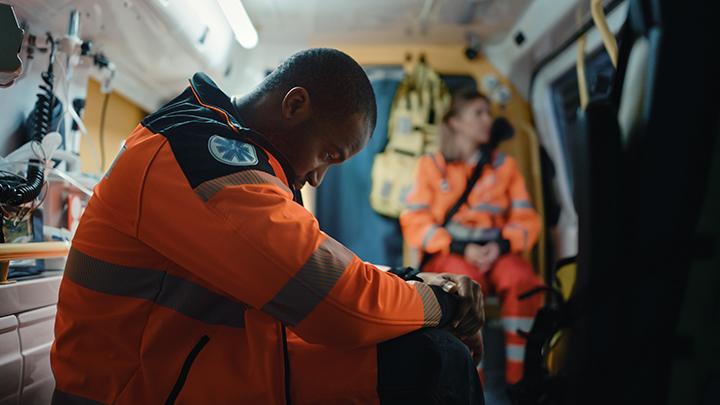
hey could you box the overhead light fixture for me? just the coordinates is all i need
[216,0,258,49]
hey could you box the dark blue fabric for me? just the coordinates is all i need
[315,68,404,267]
[376,328,485,404]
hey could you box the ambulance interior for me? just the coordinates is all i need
[0,0,718,404]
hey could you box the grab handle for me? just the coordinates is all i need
[591,0,619,68]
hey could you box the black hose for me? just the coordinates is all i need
[1,35,55,206]
[0,182,16,203]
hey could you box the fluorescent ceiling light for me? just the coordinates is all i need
[216,0,258,49]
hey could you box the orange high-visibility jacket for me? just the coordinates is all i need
[400,151,540,257]
[51,73,452,405]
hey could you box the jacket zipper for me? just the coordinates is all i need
[282,324,292,405]
[165,335,210,405]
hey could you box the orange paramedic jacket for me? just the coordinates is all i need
[51,73,451,405]
[400,151,540,257]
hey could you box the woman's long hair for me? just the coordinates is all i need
[439,88,490,161]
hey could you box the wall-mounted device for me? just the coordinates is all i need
[0,3,24,88]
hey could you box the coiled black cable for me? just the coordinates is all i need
[0,178,17,203]
[1,34,55,206]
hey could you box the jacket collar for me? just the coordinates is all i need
[189,72,243,129]
[189,72,298,193]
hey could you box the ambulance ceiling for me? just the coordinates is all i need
[6,0,569,111]
[242,0,533,47]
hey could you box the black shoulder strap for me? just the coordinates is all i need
[441,148,491,226]
[418,148,491,270]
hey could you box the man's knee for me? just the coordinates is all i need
[377,328,484,404]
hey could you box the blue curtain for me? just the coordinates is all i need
[315,66,405,267]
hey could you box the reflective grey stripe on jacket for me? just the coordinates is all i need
[506,224,529,250]
[510,200,533,209]
[468,203,505,214]
[406,203,430,212]
[422,224,440,250]
[64,248,250,328]
[445,223,501,242]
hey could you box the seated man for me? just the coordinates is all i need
[51,48,485,404]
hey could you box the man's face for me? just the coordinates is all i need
[278,112,371,189]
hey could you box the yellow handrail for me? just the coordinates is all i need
[0,241,70,260]
[0,241,70,284]
[577,6,590,111]
[591,0,619,68]
[577,35,590,111]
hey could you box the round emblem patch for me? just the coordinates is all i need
[208,135,258,166]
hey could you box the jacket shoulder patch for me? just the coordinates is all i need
[208,135,258,166]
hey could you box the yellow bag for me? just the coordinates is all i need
[369,62,451,217]
[369,135,422,217]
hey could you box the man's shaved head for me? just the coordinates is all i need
[255,48,377,132]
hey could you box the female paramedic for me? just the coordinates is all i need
[400,88,545,384]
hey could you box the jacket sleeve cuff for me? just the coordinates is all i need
[387,267,423,282]
[428,285,458,329]
[496,238,511,255]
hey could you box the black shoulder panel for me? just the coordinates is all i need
[140,78,276,189]
[165,123,275,189]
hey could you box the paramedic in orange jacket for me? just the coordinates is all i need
[51,49,486,405]
[400,88,545,385]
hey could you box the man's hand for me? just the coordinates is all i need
[417,272,485,361]
[464,242,501,272]
[417,272,460,294]
[461,330,484,366]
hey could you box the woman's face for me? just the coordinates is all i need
[450,97,492,146]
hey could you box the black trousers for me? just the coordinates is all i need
[377,328,485,404]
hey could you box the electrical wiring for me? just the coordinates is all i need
[52,48,103,175]
[0,159,94,219]
[8,163,92,234]
[52,52,70,133]
[67,101,102,174]
[2,35,56,208]
[17,182,48,226]
[1,138,50,226]
[0,160,95,197]
[0,158,94,238]
[43,165,94,197]
[0,174,48,228]
[0,170,28,212]
[0,36,99,249]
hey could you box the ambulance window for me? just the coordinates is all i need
[549,45,619,195]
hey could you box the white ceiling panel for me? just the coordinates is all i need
[6,0,542,109]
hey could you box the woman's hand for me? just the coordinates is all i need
[464,243,485,268]
[464,242,501,272]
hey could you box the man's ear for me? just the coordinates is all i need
[281,87,312,120]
